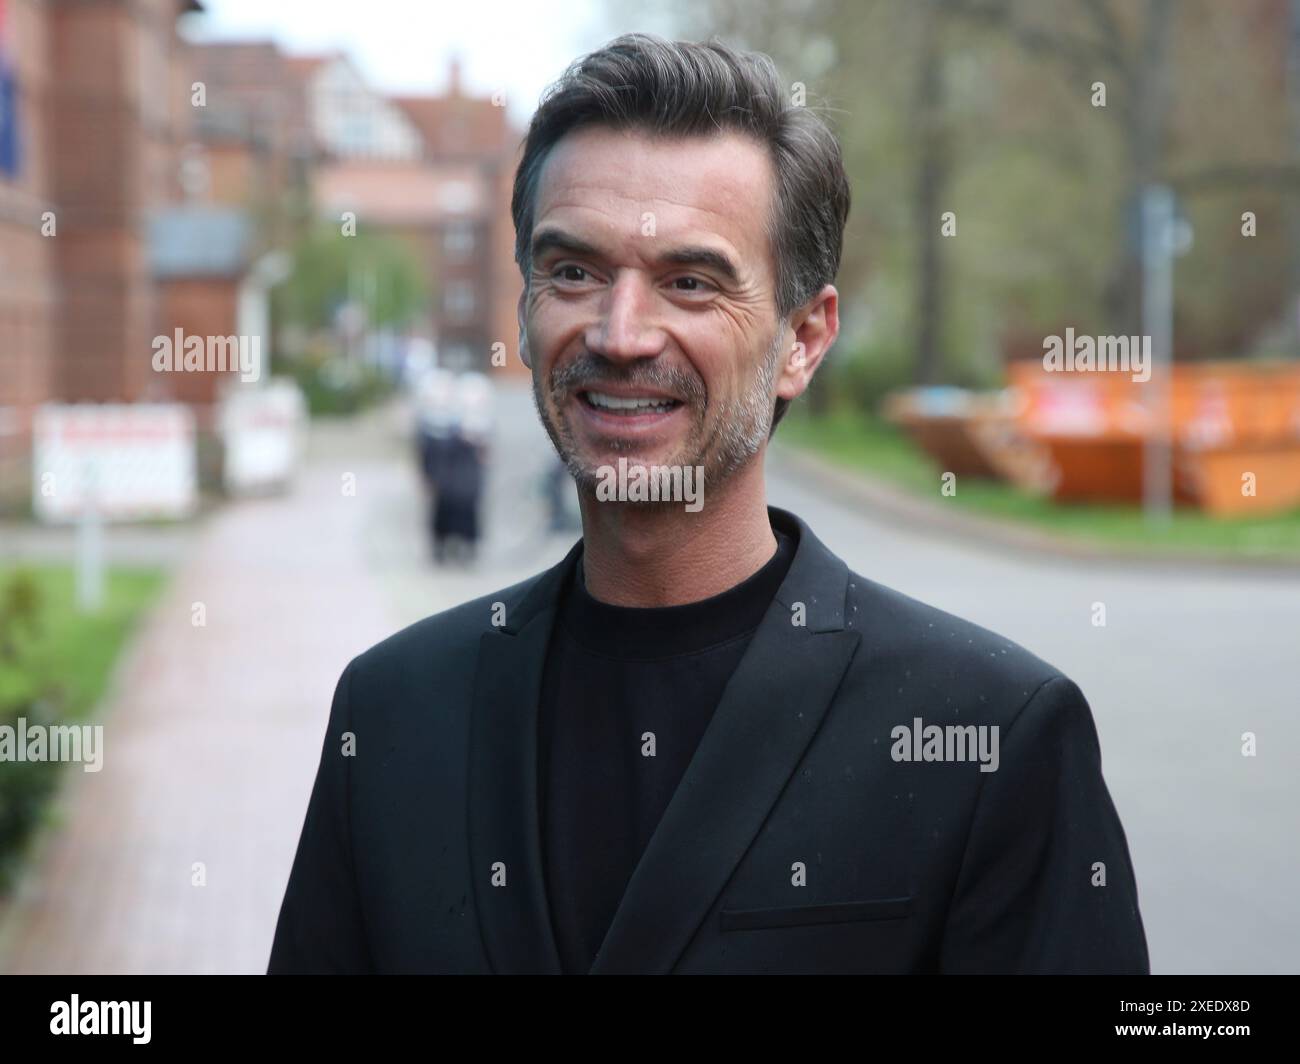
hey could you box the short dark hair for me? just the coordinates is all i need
[510,32,851,434]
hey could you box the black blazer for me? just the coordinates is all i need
[268,506,1149,974]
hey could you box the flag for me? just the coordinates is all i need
[0,0,21,178]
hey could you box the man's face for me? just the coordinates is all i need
[521,126,786,494]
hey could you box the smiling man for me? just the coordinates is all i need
[268,33,1149,975]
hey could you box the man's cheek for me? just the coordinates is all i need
[528,332,560,384]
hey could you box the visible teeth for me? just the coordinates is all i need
[585,391,675,412]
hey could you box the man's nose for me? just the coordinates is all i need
[585,273,666,363]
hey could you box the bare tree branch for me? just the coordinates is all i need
[1080,0,1127,65]
[941,0,1127,80]
[1168,162,1300,193]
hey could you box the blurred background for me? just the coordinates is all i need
[0,0,1297,974]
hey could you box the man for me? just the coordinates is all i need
[268,33,1149,974]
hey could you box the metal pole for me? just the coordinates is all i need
[1288,0,1300,354]
[1141,184,1175,524]
[75,459,104,613]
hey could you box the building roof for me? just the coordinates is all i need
[190,40,286,86]
[314,161,491,224]
[284,53,346,82]
[148,207,253,279]
[188,40,312,153]
[393,94,517,160]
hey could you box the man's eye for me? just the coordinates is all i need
[672,276,712,293]
[554,265,589,283]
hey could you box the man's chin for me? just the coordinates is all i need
[564,433,686,472]
[570,452,670,479]
[565,451,698,488]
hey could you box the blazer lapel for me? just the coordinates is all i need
[467,540,580,974]
[588,508,862,974]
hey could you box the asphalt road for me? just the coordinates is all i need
[767,466,1299,975]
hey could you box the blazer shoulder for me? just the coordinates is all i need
[347,570,546,683]
[843,569,1070,723]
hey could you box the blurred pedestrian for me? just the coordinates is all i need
[413,368,458,560]
[429,372,492,565]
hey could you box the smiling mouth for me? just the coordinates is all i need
[577,390,684,416]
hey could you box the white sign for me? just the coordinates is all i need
[32,404,197,523]
[217,380,306,495]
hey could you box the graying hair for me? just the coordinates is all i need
[510,32,851,433]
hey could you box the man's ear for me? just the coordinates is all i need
[776,284,839,402]
[517,286,532,370]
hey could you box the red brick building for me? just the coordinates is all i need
[0,13,528,513]
[188,47,527,378]
[186,40,313,237]
[0,0,203,510]
[394,64,525,377]
[292,54,525,376]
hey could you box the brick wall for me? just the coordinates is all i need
[154,276,242,410]
[0,0,56,509]
[44,0,195,404]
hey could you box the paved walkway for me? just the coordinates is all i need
[0,396,566,973]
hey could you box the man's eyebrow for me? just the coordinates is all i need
[656,246,741,286]
[530,228,604,265]
[531,227,741,285]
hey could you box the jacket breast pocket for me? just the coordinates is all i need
[719,896,913,932]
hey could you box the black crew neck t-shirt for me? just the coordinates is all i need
[536,526,797,973]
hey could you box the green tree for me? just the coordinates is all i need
[274,222,431,339]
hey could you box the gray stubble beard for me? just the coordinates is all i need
[530,324,787,500]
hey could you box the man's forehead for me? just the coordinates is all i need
[534,126,774,245]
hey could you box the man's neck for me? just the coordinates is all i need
[575,460,777,607]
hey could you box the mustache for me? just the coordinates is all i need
[550,354,706,405]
